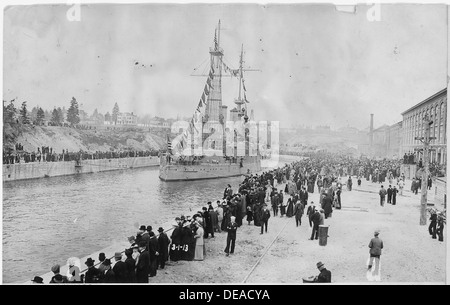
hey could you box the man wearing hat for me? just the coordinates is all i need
[96,252,109,275]
[157,227,170,269]
[224,216,238,256]
[260,205,271,234]
[314,262,331,283]
[368,230,384,277]
[309,204,321,240]
[49,264,68,283]
[135,241,150,283]
[101,259,116,283]
[113,252,127,283]
[84,257,101,283]
[31,276,44,284]
[139,225,151,251]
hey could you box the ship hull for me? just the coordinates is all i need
[159,156,261,181]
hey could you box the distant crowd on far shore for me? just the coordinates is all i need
[3,143,159,164]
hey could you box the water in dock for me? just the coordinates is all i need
[2,156,297,283]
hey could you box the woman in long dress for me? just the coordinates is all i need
[193,220,204,261]
[286,196,294,217]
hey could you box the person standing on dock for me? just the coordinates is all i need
[391,186,398,205]
[140,225,151,251]
[260,206,271,234]
[157,227,170,269]
[169,217,182,262]
[84,258,100,283]
[124,249,136,283]
[113,252,127,283]
[224,216,238,256]
[224,184,233,199]
[49,264,68,283]
[293,200,304,227]
[216,202,223,233]
[148,231,159,277]
[309,206,321,240]
[398,179,405,196]
[97,253,108,275]
[135,241,150,283]
[194,219,204,261]
[379,185,387,207]
[367,230,383,281]
[387,185,393,204]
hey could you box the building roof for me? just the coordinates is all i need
[401,88,447,115]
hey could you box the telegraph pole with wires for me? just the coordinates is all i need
[415,114,436,226]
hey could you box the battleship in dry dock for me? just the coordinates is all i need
[159,21,264,181]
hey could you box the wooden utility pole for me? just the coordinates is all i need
[415,114,436,226]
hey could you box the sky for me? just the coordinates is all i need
[2,2,448,130]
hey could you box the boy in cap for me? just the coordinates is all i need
[368,230,383,278]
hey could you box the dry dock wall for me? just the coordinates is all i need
[3,156,160,182]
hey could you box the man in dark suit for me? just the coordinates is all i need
[84,258,101,283]
[309,207,321,240]
[307,201,316,227]
[314,261,331,283]
[223,184,233,199]
[224,216,238,256]
[260,206,271,234]
[322,195,333,219]
[391,186,398,205]
[387,185,393,204]
[135,241,150,283]
[157,227,170,269]
[148,231,160,277]
[300,186,308,206]
[101,259,115,283]
[293,201,304,227]
[138,225,150,251]
[112,252,127,283]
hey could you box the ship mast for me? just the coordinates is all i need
[235,44,247,121]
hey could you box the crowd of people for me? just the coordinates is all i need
[3,146,158,165]
[32,152,445,284]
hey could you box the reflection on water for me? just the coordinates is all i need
[2,157,295,283]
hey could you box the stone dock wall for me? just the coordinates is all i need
[3,156,160,182]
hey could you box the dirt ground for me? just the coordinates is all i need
[148,178,446,284]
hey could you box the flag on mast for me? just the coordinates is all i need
[167,134,172,154]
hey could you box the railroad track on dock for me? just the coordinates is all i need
[241,216,290,283]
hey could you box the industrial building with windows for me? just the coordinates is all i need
[400,88,447,165]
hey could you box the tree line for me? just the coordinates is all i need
[2,98,125,127]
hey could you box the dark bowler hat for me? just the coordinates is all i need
[139,225,146,231]
[99,253,106,261]
[146,225,152,232]
[85,257,95,266]
[32,276,43,283]
[316,261,324,269]
[158,227,164,233]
